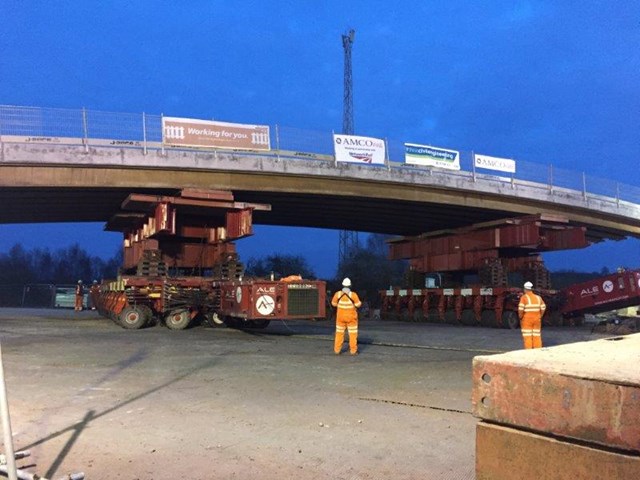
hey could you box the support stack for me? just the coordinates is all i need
[472,333,640,479]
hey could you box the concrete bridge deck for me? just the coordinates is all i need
[1,137,639,244]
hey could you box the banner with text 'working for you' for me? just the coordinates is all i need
[163,117,271,151]
[333,134,386,164]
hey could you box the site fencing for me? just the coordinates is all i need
[1,105,639,205]
[0,284,87,308]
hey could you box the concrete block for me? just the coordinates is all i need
[472,333,640,452]
[476,422,640,480]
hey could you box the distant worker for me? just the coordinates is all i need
[89,280,100,310]
[75,280,84,312]
[331,277,362,355]
[518,281,546,349]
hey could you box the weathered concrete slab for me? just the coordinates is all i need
[472,333,640,452]
[476,422,640,480]
[3,138,640,238]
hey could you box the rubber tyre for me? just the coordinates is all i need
[480,310,498,328]
[205,312,226,328]
[165,309,192,330]
[139,305,155,326]
[119,306,147,330]
[427,309,441,323]
[444,310,458,325]
[460,309,478,326]
[502,310,520,330]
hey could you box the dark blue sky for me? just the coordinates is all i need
[1,1,639,278]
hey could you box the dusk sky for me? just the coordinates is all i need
[1,1,639,279]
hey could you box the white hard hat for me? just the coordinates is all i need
[342,277,352,287]
[78,280,83,284]
[524,281,533,289]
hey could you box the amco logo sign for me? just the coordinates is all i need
[335,137,383,148]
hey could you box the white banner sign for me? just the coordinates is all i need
[404,143,460,170]
[474,153,516,173]
[333,134,386,164]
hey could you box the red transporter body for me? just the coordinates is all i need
[560,269,640,321]
[216,279,326,326]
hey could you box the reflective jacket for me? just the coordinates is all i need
[331,290,361,322]
[518,291,546,321]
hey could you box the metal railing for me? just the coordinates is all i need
[1,104,639,205]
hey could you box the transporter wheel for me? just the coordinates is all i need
[480,310,498,328]
[138,305,155,326]
[460,309,478,326]
[119,306,147,330]
[205,312,226,328]
[165,308,192,330]
[502,310,520,330]
[444,309,459,325]
[108,310,121,326]
[427,309,441,323]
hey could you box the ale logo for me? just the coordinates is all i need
[256,295,275,315]
[602,280,614,293]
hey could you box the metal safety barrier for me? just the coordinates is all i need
[1,104,639,205]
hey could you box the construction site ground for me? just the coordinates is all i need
[0,308,626,480]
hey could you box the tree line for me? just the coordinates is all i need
[0,236,611,308]
[0,244,121,286]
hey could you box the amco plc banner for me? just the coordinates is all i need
[474,153,516,174]
[163,117,271,151]
[404,143,460,170]
[333,134,386,165]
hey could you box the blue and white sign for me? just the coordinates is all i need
[474,153,516,174]
[404,143,460,170]
[333,134,386,165]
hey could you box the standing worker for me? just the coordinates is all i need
[518,281,546,349]
[89,280,100,310]
[331,278,362,355]
[74,280,84,312]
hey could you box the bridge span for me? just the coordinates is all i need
[1,137,639,245]
[1,106,639,246]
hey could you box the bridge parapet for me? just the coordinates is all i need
[2,134,639,224]
[1,105,639,204]
[1,105,640,239]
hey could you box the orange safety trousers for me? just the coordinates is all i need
[334,317,358,354]
[519,291,544,349]
[75,295,83,311]
[332,290,361,355]
[520,315,542,349]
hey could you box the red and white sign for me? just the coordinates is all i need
[333,134,386,165]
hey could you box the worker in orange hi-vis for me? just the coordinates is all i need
[518,281,546,349]
[75,280,84,312]
[331,277,362,355]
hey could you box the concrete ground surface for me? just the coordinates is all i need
[0,309,616,480]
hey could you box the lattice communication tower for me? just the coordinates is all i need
[338,28,359,267]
